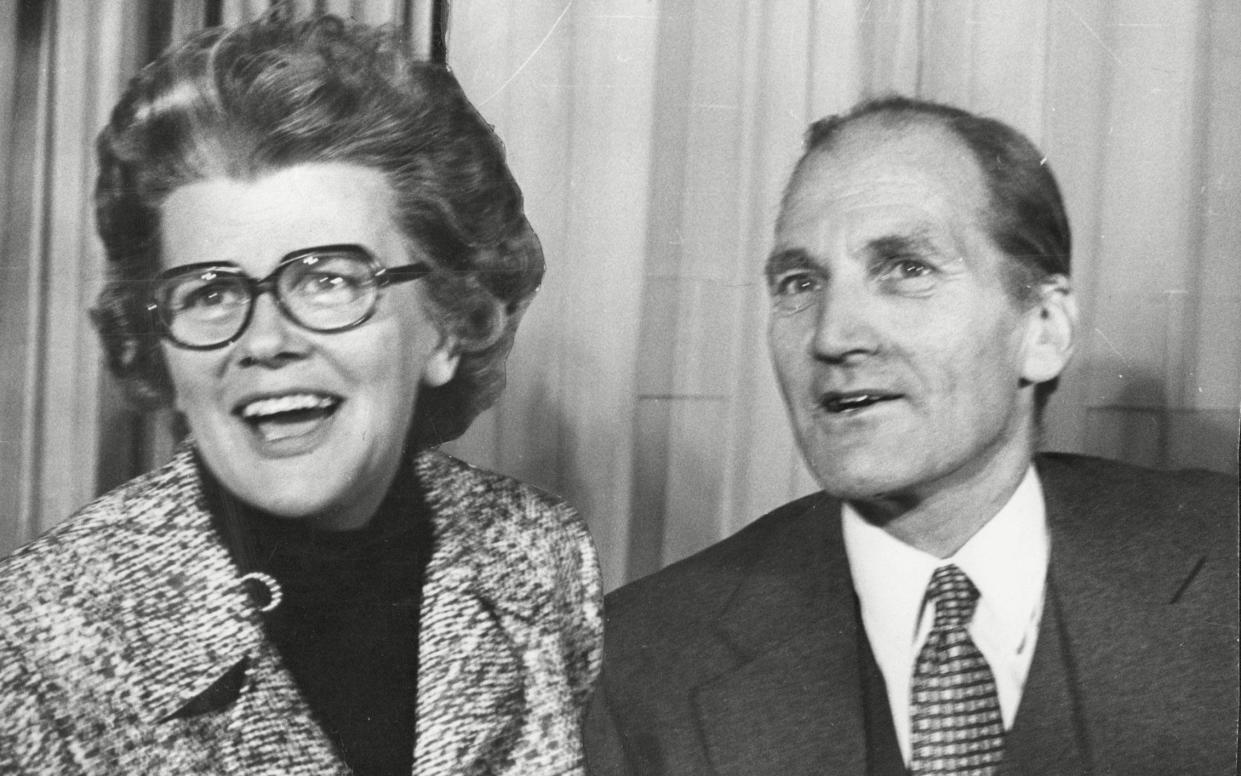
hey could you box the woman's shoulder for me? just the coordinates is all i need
[415,448,583,536]
[0,451,202,611]
[414,447,600,612]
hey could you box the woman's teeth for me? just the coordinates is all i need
[238,394,341,442]
[239,393,339,420]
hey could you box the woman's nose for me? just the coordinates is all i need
[233,293,308,366]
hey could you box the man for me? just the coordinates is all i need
[584,97,1238,776]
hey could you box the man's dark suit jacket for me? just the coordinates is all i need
[584,454,1238,775]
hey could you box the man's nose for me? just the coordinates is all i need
[810,281,880,363]
[234,293,307,366]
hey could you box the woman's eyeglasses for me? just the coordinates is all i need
[148,244,430,350]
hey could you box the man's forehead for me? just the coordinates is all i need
[775,121,990,251]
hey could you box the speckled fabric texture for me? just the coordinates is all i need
[0,445,602,775]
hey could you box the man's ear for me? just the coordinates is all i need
[422,334,461,388]
[1021,274,1077,383]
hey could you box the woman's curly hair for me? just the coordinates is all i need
[92,14,543,448]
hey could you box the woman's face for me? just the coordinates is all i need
[159,162,458,531]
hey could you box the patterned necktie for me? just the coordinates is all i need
[909,564,1005,775]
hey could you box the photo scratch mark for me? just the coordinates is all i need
[478,0,575,107]
[1058,0,1122,66]
[1094,327,1127,362]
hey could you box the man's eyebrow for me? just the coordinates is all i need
[861,227,939,259]
[765,248,817,278]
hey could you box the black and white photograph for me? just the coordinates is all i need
[1,1,1237,773]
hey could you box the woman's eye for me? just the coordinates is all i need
[302,272,351,292]
[180,281,243,310]
[307,273,345,291]
[293,271,368,305]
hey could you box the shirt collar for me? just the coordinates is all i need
[843,465,1049,652]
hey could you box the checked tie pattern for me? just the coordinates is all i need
[909,564,1005,775]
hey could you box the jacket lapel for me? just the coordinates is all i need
[114,448,344,772]
[1004,573,1087,776]
[693,494,872,776]
[1027,457,1218,773]
[412,451,530,776]
[108,450,265,722]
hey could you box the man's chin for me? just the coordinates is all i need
[810,463,924,513]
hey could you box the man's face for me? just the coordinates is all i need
[767,122,1053,507]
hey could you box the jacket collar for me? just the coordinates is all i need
[411,449,530,773]
[120,445,529,773]
[110,448,267,723]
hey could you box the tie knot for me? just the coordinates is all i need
[925,564,979,627]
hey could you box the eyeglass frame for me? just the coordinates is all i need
[147,243,432,351]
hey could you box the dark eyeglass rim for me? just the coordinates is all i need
[147,243,432,351]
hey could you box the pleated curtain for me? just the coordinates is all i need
[3,1,1238,591]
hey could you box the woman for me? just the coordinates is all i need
[0,14,600,776]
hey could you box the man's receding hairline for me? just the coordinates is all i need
[784,117,996,233]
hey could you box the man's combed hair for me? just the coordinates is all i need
[792,95,1071,408]
[93,14,544,447]
[799,95,1071,298]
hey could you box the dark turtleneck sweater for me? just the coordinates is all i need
[200,454,434,776]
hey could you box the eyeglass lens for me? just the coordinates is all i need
[156,247,386,348]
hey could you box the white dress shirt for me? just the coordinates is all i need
[842,466,1050,764]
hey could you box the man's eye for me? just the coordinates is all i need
[896,259,930,276]
[877,257,937,291]
[773,272,820,297]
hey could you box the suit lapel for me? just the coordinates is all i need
[1026,457,1216,773]
[693,494,873,776]
[1004,572,1087,776]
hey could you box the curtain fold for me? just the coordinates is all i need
[448,0,1241,588]
[0,1,145,552]
[3,1,1237,583]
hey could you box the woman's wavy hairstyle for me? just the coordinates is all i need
[93,13,543,448]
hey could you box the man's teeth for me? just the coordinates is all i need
[240,394,338,419]
[824,394,888,412]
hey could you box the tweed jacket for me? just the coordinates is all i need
[0,445,602,775]
[584,454,1239,775]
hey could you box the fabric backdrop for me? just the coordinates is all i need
[2,1,1238,592]
[444,0,1241,590]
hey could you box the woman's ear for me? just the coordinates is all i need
[1021,274,1077,384]
[421,335,460,388]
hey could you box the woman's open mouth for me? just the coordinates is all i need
[235,393,342,443]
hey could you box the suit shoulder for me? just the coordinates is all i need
[603,491,832,645]
[1036,452,1237,540]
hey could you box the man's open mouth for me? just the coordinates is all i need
[820,391,901,414]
